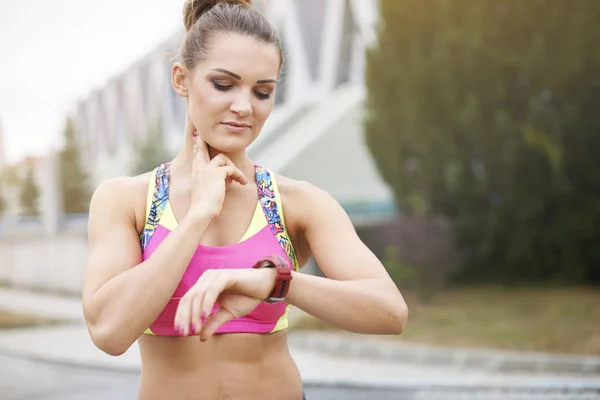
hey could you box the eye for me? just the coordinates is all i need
[212,81,232,92]
[254,91,271,100]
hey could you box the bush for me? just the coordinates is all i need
[357,216,460,301]
[365,0,600,284]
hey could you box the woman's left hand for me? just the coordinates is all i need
[174,268,276,340]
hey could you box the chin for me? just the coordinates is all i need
[205,135,255,154]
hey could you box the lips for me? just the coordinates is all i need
[221,121,251,133]
[221,122,250,128]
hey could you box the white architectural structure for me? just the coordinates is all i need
[2,1,398,293]
[71,0,393,219]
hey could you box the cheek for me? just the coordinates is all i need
[188,86,229,123]
[253,101,274,126]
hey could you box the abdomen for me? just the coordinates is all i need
[137,331,303,400]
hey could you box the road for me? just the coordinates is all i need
[1,355,598,400]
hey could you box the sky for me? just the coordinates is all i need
[0,0,184,163]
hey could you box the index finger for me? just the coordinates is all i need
[193,130,210,164]
[222,166,249,185]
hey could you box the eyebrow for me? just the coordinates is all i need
[211,68,277,84]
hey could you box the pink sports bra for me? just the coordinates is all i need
[139,163,299,336]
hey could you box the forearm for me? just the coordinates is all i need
[89,214,212,352]
[286,272,408,335]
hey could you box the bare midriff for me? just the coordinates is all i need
[137,331,303,400]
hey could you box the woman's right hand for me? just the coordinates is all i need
[188,130,248,221]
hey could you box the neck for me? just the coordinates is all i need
[169,119,256,182]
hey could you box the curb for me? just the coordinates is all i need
[288,332,600,376]
[0,346,141,374]
[0,326,600,391]
[0,287,84,322]
[2,346,600,392]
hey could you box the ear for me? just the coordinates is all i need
[171,62,189,97]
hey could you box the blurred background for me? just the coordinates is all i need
[0,0,599,399]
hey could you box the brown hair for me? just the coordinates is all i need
[181,0,283,70]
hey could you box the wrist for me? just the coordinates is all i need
[227,268,275,299]
[175,209,214,245]
[252,255,294,303]
[185,207,216,227]
[258,267,278,299]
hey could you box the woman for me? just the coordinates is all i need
[82,1,408,399]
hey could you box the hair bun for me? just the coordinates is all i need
[183,0,253,32]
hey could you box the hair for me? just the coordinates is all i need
[181,0,283,70]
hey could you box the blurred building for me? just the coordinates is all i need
[3,1,397,292]
[0,117,10,219]
[0,156,44,217]
[71,0,394,225]
[0,118,18,217]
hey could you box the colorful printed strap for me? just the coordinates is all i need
[140,163,299,271]
[140,163,171,252]
[255,166,300,271]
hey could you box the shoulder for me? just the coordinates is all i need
[89,172,153,231]
[271,173,357,267]
[90,173,151,206]
[273,173,349,230]
[274,174,330,203]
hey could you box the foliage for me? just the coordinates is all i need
[365,0,600,284]
[59,119,91,214]
[131,123,172,175]
[0,187,5,215]
[19,165,40,216]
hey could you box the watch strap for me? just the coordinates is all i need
[252,255,293,303]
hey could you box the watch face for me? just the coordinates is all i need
[253,255,293,303]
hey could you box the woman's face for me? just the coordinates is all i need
[184,33,280,154]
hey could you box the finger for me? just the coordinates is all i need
[200,308,235,341]
[221,166,248,185]
[224,160,248,185]
[223,159,246,186]
[198,283,224,332]
[224,158,236,168]
[209,153,230,167]
[188,272,217,334]
[190,291,206,335]
[193,130,210,164]
[174,296,193,336]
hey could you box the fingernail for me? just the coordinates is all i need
[193,130,198,137]
[200,337,206,342]
[192,323,199,334]
[201,311,206,319]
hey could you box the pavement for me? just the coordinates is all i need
[1,286,600,393]
[3,354,599,400]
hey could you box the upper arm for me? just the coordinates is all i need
[81,178,145,321]
[289,182,391,282]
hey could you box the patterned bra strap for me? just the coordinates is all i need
[140,163,171,252]
[255,166,299,271]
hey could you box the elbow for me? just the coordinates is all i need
[391,302,409,335]
[383,300,408,335]
[88,323,132,357]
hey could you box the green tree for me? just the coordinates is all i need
[19,165,40,216]
[0,188,6,216]
[365,0,600,284]
[59,119,90,214]
[131,123,172,175]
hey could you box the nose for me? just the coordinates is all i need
[229,92,252,118]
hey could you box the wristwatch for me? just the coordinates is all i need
[252,255,293,303]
